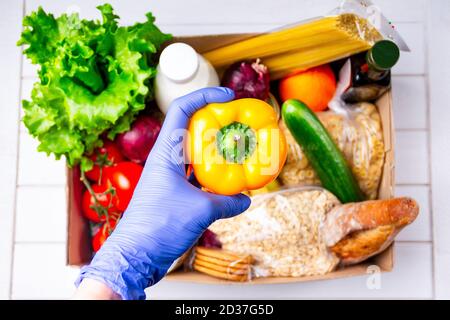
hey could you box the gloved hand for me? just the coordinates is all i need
[75,87,251,300]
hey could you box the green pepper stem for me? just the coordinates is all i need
[216,121,256,164]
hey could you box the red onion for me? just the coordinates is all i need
[116,115,161,165]
[221,59,270,100]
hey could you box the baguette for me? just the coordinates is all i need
[330,225,398,265]
[322,197,419,265]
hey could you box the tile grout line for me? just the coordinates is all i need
[15,241,67,245]
[395,240,433,244]
[8,0,26,300]
[391,73,426,77]
[423,4,436,300]
[395,128,428,132]
[17,184,66,188]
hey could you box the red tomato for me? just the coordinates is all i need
[92,217,119,252]
[85,140,124,182]
[102,162,143,212]
[82,184,120,223]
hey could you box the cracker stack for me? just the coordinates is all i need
[193,247,253,282]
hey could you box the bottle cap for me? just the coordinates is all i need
[369,40,400,70]
[159,43,199,82]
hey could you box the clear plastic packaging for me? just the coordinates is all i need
[193,187,341,280]
[203,0,409,79]
[279,60,385,199]
[330,0,409,51]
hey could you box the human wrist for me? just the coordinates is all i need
[73,278,121,300]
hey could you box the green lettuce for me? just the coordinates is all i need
[18,4,171,170]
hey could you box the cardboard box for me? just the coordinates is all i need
[67,34,395,284]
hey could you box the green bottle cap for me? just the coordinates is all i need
[368,40,400,70]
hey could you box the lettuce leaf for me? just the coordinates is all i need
[18,4,171,170]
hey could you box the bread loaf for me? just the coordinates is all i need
[322,197,419,265]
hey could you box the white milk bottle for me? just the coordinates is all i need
[155,42,219,114]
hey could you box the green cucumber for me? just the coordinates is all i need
[281,99,365,203]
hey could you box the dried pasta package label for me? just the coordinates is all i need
[209,187,341,278]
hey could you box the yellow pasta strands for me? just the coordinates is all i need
[204,14,382,79]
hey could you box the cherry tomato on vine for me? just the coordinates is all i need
[85,140,124,182]
[92,216,119,252]
[82,183,121,223]
[102,162,143,211]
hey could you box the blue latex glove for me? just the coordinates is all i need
[75,87,251,300]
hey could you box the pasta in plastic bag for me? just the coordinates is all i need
[203,187,341,279]
[203,0,409,79]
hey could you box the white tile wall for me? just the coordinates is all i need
[427,0,450,300]
[374,0,425,22]
[1,0,447,300]
[395,131,429,185]
[0,0,23,300]
[11,244,79,299]
[22,59,38,79]
[18,134,66,186]
[15,186,67,243]
[392,23,425,75]
[392,77,427,130]
[0,201,15,299]
[395,186,431,242]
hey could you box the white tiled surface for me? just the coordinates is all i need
[1,0,448,300]
[395,131,429,184]
[392,77,427,130]
[395,186,431,242]
[11,244,79,300]
[428,0,450,299]
[0,0,23,300]
[392,23,425,75]
[18,134,66,186]
[15,187,67,243]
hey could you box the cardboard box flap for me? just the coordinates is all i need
[172,34,256,53]
[67,167,92,265]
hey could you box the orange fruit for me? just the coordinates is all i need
[279,64,336,112]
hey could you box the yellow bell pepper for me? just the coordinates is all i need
[187,98,287,195]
